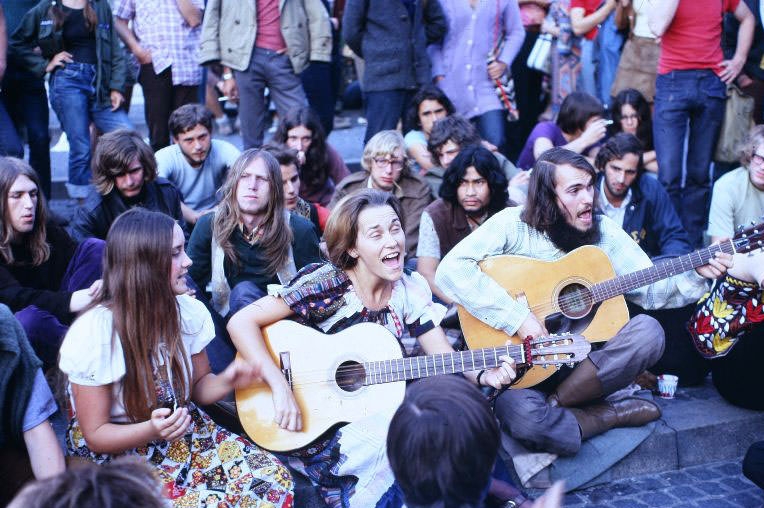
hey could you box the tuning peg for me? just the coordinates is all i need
[737,225,745,233]
[567,362,576,368]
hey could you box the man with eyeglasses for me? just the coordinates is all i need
[330,130,433,260]
[708,125,764,244]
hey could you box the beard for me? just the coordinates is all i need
[545,214,602,253]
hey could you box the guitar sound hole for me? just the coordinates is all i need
[557,282,593,319]
[335,361,366,392]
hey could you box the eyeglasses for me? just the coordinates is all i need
[372,157,405,170]
[752,153,764,166]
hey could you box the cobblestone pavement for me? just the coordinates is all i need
[562,459,764,507]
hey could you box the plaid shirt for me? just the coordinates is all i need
[114,0,204,85]
[434,206,709,335]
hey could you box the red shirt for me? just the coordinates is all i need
[658,0,739,75]
[255,0,287,52]
[570,0,602,40]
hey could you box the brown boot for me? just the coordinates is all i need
[547,358,603,408]
[569,397,662,440]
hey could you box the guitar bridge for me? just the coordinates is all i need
[279,352,293,390]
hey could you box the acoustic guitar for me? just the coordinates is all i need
[235,320,591,451]
[458,220,764,389]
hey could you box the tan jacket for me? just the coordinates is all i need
[330,171,434,260]
[199,0,332,73]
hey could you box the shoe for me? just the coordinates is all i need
[547,358,603,408]
[570,396,661,440]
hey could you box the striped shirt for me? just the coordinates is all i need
[434,206,709,336]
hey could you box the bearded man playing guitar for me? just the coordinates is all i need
[435,147,733,457]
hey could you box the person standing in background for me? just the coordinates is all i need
[114,0,204,152]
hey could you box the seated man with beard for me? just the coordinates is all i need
[435,147,731,457]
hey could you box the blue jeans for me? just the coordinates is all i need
[0,99,22,158]
[653,69,726,248]
[472,109,507,155]
[49,62,132,198]
[364,89,415,143]
[579,39,597,98]
[596,12,624,107]
[1,63,52,197]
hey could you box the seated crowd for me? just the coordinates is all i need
[1,0,764,504]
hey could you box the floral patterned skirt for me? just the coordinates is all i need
[66,403,294,508]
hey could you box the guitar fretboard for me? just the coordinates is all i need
[362,345,524,386]
[590,240,736,303]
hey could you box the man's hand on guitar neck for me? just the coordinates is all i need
[515,312,550,340]
[695,249,734,280]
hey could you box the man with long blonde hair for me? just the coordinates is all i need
[187,149,320,323]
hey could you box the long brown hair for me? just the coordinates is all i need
[49,0,98,32]
[95,209,190,422]
[324,189,404,270]
[92,130,157,196]
[0,157,50,266]
[213,149,292,276]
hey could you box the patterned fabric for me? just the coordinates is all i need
[688,275,764,358]
[67,403,293,508]
[274,262,446,507]
[548,0,582,113]
[113,0,204,85]
[435,206,709,336]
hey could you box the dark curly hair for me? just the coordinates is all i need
[611,88,654,151]
[439,145,510,217]
[594,133,644,174]
[273,107,330,196]
[557,92,605,135]
[405,85,456,133]
[427,116,483,167]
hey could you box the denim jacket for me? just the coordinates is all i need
[9,0,127,108]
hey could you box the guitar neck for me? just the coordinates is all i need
[362,345,525,386]
[590,240,736,302]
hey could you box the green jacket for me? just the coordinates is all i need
[199,0,332,74]
[9,0,127,108]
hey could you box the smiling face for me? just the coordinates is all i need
[174,124,212,167]
[348,205,406,282]
[554,164,595,232]
[235,157,271,216]
[619,104,639,136]
[418,99,448,136]
[115,158,145,198]
[286,125,313,153]
[749,145,764,191]
[6,175,38,235]
[169,223,192,295]
[457,166,491,214]
[603,153,639,202]
[369,148,405,192]
[281,162,301,210]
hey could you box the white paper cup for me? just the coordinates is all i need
[657,374,679,399]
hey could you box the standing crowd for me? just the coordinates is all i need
[1,0,764,507]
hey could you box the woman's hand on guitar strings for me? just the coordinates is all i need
[271,379,303,432]
[695,250,734,280]
[221,358,263,391]
[482,353,517,389]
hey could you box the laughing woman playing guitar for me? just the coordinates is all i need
[228,189,517,507]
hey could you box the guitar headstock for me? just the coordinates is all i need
[524,333,591,369]
[733,218,764,255]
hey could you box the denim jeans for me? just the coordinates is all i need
[49,62,132,198]
[0,99,23,158]
[596,12,624,107]
[364,89,415,143]
[653,69,726,248]
[579,38,598,98]
[1,64,52,197]
[472,109,507,155]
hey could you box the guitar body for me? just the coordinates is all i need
[458,245,629,389]
[235,321,405,452]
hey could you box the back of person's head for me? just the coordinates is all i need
[740,124,764,168]
[92,129,156,196]
[610,88,653,149]
[557,92,605,135]
[427,116,482,165]
[594,133,644,172]
[8,458,166,508]
[405,85,456,132]
[261,142,300,169]
[0,157,49,266]
[324,189,404,270]
[362,130,411,175]
[440,145,509,216]
[387,376,499,508]
[168,103,214,138]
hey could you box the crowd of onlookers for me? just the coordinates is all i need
[2,0,764,506]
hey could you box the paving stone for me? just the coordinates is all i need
[714,462,744,476]
[666,484,704,500]
[610,498,648,508]
[639,491,676,506]
[684,466,720,481]
[629,477,669,492]
[726,492,764,508]
[695,481,730,495]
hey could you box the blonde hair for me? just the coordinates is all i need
[361,130,410,176]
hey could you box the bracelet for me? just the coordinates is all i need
[476,369,486,386]
[222,72,234,81]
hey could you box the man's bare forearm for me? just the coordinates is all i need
[648,0,680,37]
[175,0,203,28]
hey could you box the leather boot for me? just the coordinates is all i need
[547,358,603,408]
[569,397,662,440]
